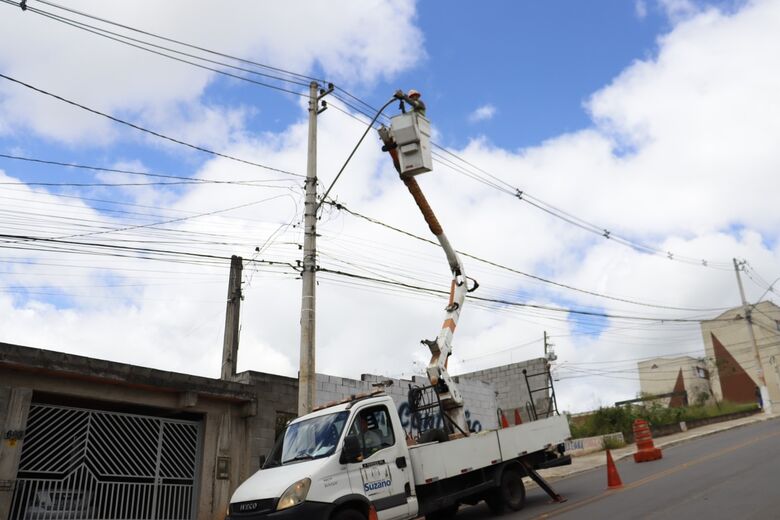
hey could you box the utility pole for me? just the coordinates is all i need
[221,255,243,380]
[298,81,331,416]
[544,331,556,363]
[733,258,772,414]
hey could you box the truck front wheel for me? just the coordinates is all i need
[485,467,525,514]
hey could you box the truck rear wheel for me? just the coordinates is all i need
[485,467,525,514]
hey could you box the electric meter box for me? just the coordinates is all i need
[390,112,433,177]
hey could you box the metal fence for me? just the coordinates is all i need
[9,403,201,520]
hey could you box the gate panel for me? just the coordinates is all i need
[9,404,201,520]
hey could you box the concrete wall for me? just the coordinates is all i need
[0,386,32,519]
[702,301,780,406]
[637,356,712,406]
[0,343,258,520]
[314,372,498,434]
[233,371,297,474]
[455,358,551,422]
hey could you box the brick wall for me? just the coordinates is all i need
[232,371,298,473]
[315,372,498,435]
[455,358,551,423]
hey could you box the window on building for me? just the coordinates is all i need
[775,319,780,332]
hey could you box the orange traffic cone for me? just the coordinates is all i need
[632,419,662,463]
[514,409,523,425]
[606,449,623,489]
[499,409,509,428]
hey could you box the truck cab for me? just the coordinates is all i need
[227,394,417,520]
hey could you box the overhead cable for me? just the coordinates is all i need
[316,267,732,324]
[323,200,730,313]
[0,73,304,178]
[0,153,297,185]
[26,0,323,83]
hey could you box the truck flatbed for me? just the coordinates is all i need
[409,415,570,486]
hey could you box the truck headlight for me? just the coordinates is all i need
[276,478,311,510]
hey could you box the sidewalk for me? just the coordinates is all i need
[536,411,780,482]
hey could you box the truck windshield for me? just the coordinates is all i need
[277,411,349,465]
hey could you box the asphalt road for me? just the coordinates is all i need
[456,416,780,519]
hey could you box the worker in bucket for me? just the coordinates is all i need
[394,88,426,117]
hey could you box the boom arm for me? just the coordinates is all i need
[378,126,472,436]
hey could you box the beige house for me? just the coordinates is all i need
[701,300,780,408]
[638,356,712,407]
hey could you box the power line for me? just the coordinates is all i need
[3,0,738,274]
[0,191,302,247]
[51,194,293,241]
[0,153,298,187]
[322,199,730,313]
[0,73,304,178]
[10,2,311,96]
[316,266,731,324]
[457,337,543,363]
[10,0,729,273]
[324,92,734,272]
[0,180,288,188]
[317,239,723,330]
[33,0,323,84]
[317,97,398,209]
[0,232,298,268]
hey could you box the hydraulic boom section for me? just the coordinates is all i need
[377,90,476,436]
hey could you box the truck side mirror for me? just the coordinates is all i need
[340,435,362,464]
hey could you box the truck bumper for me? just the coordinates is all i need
[227,501,333,520]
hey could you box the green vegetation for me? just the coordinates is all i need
[569,401,758,439]
[601,435,626,450]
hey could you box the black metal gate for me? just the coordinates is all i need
[9,403,201,520]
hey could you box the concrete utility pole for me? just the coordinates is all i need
[221,255,243,380]
[298,81,331,415]
[733,258,772,414]
[544,331,556,363]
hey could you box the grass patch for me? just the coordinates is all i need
[602,435,626,450]
[569,401,758,439]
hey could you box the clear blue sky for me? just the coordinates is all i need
[400,1,668,149]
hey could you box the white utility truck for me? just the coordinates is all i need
[227,91,572,520]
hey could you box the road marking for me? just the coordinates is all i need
[533,429,780,519]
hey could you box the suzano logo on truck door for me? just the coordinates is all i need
[360,460,392,496]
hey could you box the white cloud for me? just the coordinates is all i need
[2,0,780,414]
[468,104,497,123]
[636,0,649,19]
[0,0,423,143]
[658,0,701,21]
